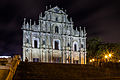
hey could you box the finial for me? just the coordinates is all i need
[70,17,73,22]
[76,27,77,31]
[24,18,26,25]
[30,19,31,25]
[65,9,66,13]
[39,13,42,19]
[34,21,36,25]
[79,26,81,31]
[84,27,86,33]
[41,13,42,17]
[50,5,51,8]
[46,6,48,10]
[26,22,29,29]
[79,26,82,36]
[26,22,29,25]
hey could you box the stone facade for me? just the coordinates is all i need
[22,6,87,64]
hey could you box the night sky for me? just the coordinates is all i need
[0,0,120,56]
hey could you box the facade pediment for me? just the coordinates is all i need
[43,6,70,23]
[48,6,65,14]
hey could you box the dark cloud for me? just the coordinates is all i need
[0,0,120,55]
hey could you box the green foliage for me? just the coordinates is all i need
[87,37,101,59]
[87,37,120,62]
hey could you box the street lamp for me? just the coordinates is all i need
[105,55,108,59]
[90,59,92,62]
[108,53,112,61]
[119,60,120,63]
[105,55,108,62]
[92,59,95,62]
[109,54,112,57]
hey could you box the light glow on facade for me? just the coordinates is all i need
[22,6,87,64]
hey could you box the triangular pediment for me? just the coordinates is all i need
[48,6,65,14]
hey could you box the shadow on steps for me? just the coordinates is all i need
[13,62,111,80]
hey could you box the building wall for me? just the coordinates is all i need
[22,6,87,64]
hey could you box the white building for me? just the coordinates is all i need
[22,6,87,64]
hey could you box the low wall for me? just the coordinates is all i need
[0,66,10,69]
[0,55,21,80]
[6,55,20,80]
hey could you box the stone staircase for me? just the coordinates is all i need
[13,62,107,80]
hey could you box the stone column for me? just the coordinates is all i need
[84,51,86,64]
[62,51,65,63]
[46,49,48,62]
[79,52,81,64]
[51,50,53,63]
[23,47,26,61]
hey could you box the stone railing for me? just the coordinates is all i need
[0,66,10,69]
[5,55,20,80]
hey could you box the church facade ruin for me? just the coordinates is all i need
[22,6,87,64]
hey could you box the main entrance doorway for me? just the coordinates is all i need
[73,60,78,64]
[53,57,61,63]
[33,58,39,62]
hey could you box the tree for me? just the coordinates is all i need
[87,37,102,62]
[87,37,120,63]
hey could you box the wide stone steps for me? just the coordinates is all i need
[13,62,106,80]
